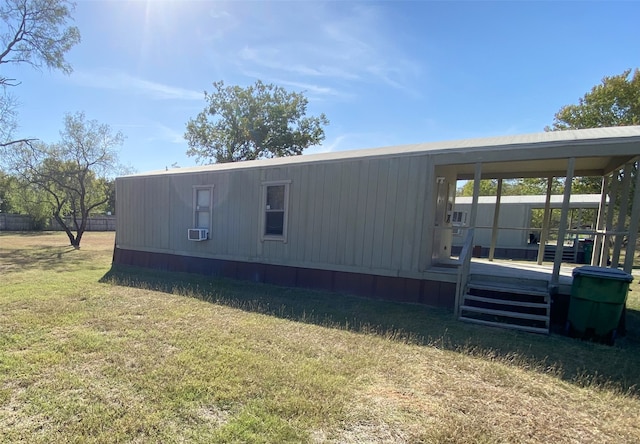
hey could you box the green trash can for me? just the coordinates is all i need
[568,266,633,341]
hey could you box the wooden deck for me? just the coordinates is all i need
[470,259,575,287]
[431,258,577,294]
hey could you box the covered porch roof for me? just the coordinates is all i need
[445,126,640,295]
[438,126,640,180]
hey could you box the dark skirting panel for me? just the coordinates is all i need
[264,263,298,287]
[112,248,455,310]
[297,267,336,292]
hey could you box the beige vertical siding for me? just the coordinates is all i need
[361,159,380,268]
[144,176,170,250]
[116,153,435,275]
[291,164,311,262]
[352,159,371,266]
[116,176,146,247]
[418,159,436,271]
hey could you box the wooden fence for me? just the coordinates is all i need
[0,214,116,231]
[0,214,33,230]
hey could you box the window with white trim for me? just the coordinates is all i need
[452,211,467,224]
[193,186,213,230]
[262,181,290,241]
[452,210,467,236]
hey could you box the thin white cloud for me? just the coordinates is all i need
[310,131,396,155]
[71,70,203,101]
[214,2,423,96]
[269,78,347,99]
[209,10,232,21]
[235,69,353,102]
[239,46,361,81]
[201,7,240,41]
[146,122,186,145]
[277,80,343,97]
[111,119,186,146]
[309,134,349,154]
[366,61,423,98]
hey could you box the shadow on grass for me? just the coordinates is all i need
[0,232,113,274]
[101,265,640,397]
[0,246,78,273]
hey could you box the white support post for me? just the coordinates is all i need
[574,207,583,264]
[623,160,640,273]
[469,163,482,229]
[592,175,609,266]
[488,178,503,262]
[602,172,619,267]
[537,177,553,265]
[612,163,633,268]
[552,158,575,287]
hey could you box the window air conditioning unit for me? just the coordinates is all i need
[187,228,208,241]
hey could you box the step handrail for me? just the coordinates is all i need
[454,228,475,318]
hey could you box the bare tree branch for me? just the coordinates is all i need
[0,0,80,146]
[0,137,36,147]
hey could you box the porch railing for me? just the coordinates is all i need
[454,228,475,318]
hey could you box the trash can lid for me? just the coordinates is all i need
[572,266,634,282]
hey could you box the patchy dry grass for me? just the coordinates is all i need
[1,231,640,443]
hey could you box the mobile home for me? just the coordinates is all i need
[114,126,640,330]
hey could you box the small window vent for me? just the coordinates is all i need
[187,228,208,241]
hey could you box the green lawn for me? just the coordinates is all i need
[1,232,640,443]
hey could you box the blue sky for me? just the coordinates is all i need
[6,0,640,173]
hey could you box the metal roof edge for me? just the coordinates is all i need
[119,126,640,179]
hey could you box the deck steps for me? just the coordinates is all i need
[459,274,551,334]
[543,245,575,262]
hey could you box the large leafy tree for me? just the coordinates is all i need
[0,0,80,148]
[547,68,640,194]
[185,80,329,164]
[8,112,124,248]
[548,69,640,131]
